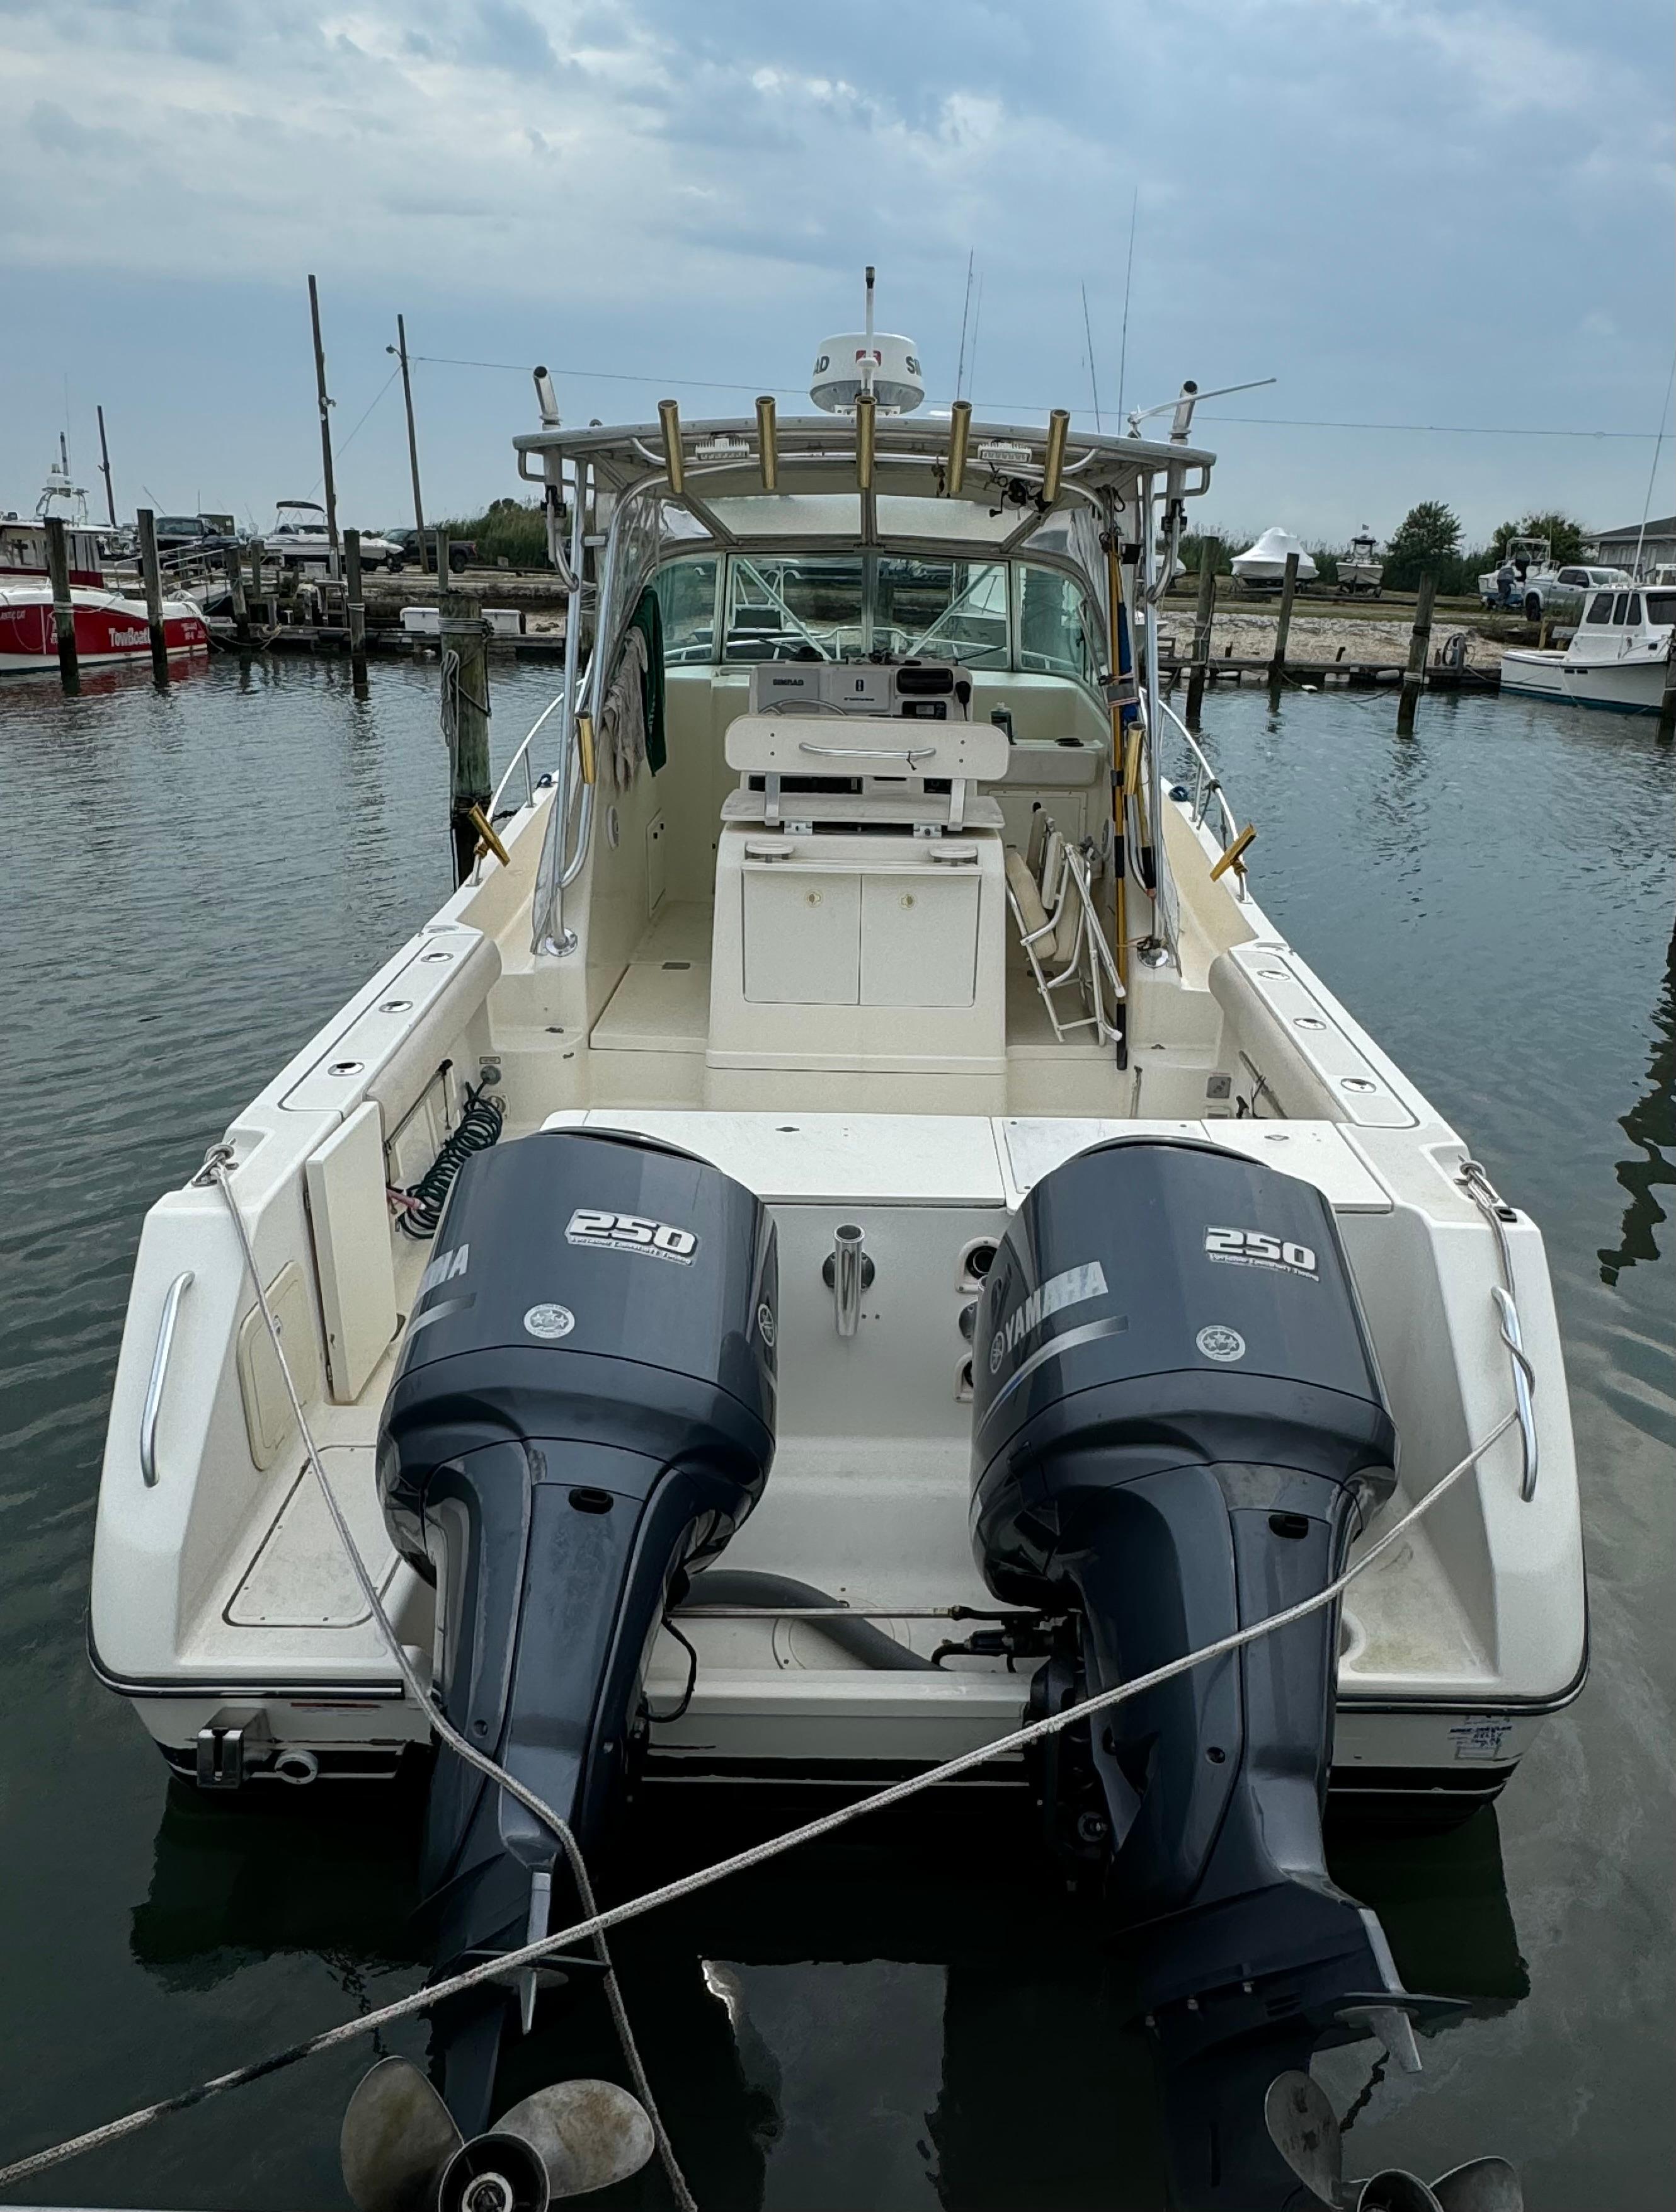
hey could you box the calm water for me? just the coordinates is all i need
[0,656,1670,2211]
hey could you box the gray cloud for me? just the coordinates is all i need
[0,0,1669,536]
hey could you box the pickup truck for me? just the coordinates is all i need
[385,527,473,573]
[1479,544,1629,621]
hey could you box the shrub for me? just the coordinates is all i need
[434,498,551,568]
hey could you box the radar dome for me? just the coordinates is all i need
[810,331,925,415]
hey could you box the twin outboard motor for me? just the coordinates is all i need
[972,1137,1420,2208]
[377,1127,777,2132]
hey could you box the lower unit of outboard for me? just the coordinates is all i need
[379,1126,777,2130]
[972,1137,1420,2208]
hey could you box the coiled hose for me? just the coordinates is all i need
[396,1077,505,1239]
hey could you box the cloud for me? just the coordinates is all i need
[0,0,1669,536]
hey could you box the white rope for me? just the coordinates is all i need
[200,1153,696,2212]
[0,1165,1523,2194]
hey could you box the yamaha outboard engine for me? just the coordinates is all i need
[972,1137,1420,2208]
[378,1126,777,2131]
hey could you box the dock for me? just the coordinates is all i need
[1158,653,1499,692]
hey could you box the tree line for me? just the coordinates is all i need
[1183,508,1588,596]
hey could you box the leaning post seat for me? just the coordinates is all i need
[706,699,1013,1087]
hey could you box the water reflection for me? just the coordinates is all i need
[128,1779,1527,2209]
[1599,919,1676,1285]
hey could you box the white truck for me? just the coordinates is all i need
[1479,536,1629,621]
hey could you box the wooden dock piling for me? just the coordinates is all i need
[247,541,270,627]
[345,527,367,687]
[440,592,491,885]
[135,508,169,684]
[43,517,79,692]
[224,547,251,643]
[1396,573,1437,732]
[436,529,453,584]
[1186,539,1219,726]
[1659,644,1676,740]
[1269,551,1300,685]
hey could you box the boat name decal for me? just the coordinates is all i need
[1204,1225,1318,1278]
[418,1242,470,1298]
[989,1261,1108,1375]
[566,1208,698,1264]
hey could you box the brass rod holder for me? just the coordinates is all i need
[855,394,877,491]
[1042,409,1070,504]
[658,399,685,494]
[947,399,971,495]
[1209,823,1257,881]
[756,395,778,491]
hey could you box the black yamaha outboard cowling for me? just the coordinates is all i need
[378,1126,775,2128]
[972,1137,1413,2208]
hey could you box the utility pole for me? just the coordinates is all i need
[95,406,117,528]
[391,314,426,564]
[307,274,341,581]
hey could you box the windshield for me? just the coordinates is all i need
[649,551,1097,685]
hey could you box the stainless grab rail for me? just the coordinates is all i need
[139,1270,193,1488]
[1461,1160,1539,1499]
[486,687,569,821]
[1491,1288,1539,1503]
[797,742,937,765]
[1153,694,1250,900]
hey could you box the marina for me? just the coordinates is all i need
[0,4,1668,2199]
[0,650,1668,2209]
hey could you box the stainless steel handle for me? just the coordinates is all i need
[1491,1286,1539,1500]
[140,1270,193,1488]
[798,742,937,766]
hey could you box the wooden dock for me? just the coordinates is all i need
[1158,655,1499,693]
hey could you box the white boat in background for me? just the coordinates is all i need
[88,277,1577,2204]
[1500,582,1674,713]
[1231,525,1318,588]
[1337,527,1384,598]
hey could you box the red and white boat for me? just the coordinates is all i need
[0,518,208,672]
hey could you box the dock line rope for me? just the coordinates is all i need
[212,1152,692,2212]
[0,1155,1524,2197]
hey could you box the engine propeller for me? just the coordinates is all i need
[1265,2072,1522,2211]
[341,2056,656,2212]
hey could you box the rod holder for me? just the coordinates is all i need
[855,394,877,491]
[659,398,685,493]
[756,395,778,492]
[822,1224,874,1338]
[947,399,971,495]
[1042,409,1070,504]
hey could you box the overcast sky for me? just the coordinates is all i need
[2,0,1671,547]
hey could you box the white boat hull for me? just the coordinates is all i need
[89,783,1587,1823]
[1501,645,1668,713]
